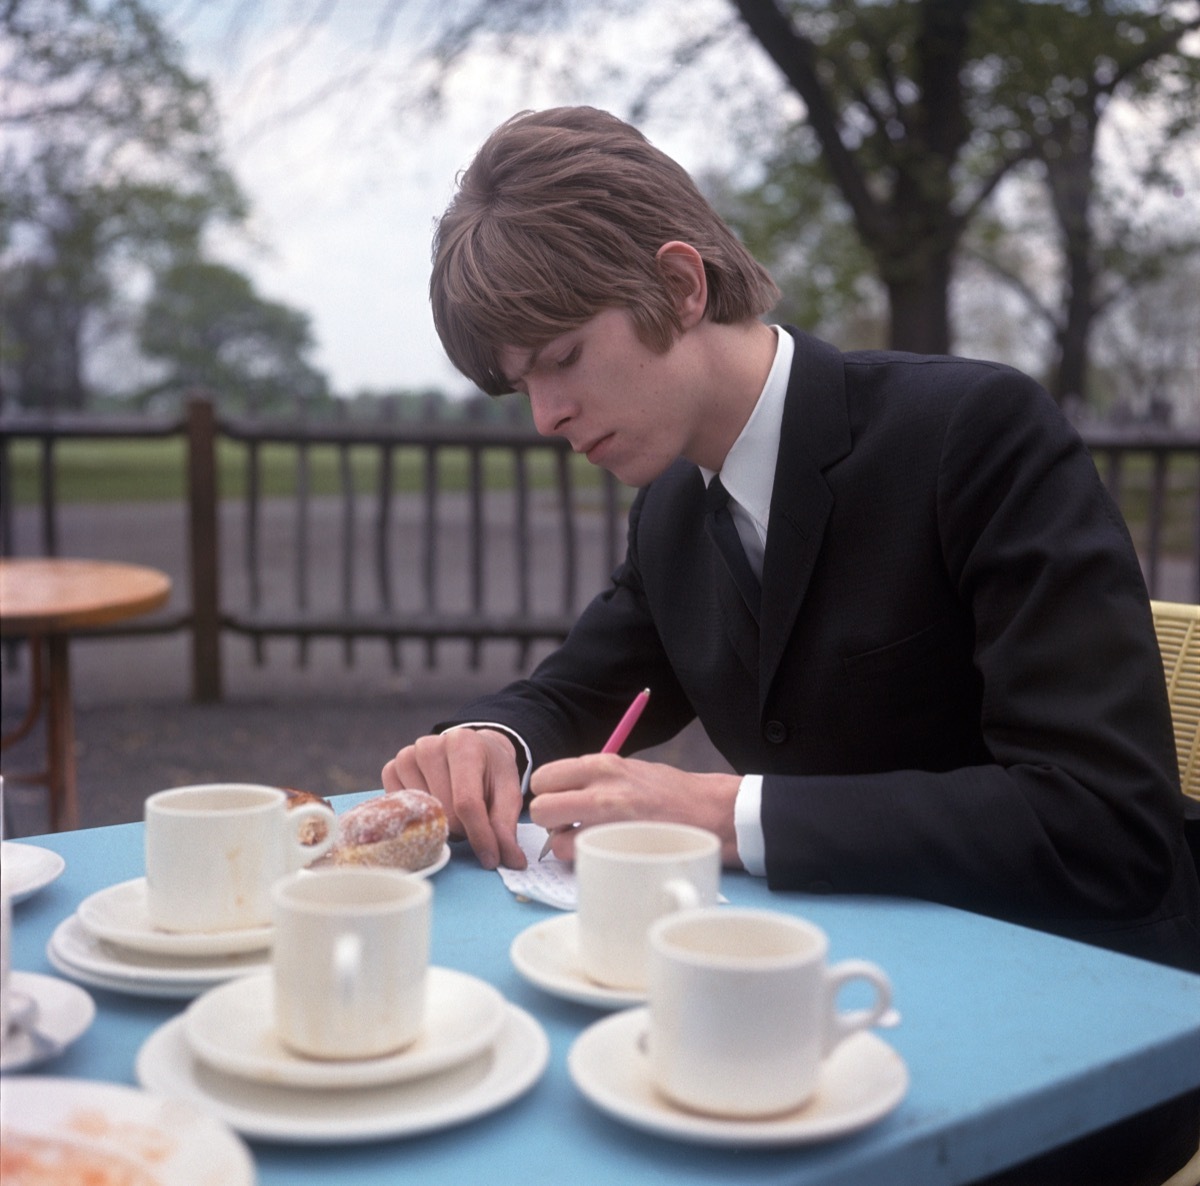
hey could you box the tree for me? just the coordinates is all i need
[363,0,1200,387]
[1,0,248,409]
[138,261,329,414]
[966,0,1200,402]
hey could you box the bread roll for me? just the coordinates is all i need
[330,789,448,872]
[282,787,336,848]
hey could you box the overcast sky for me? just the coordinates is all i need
[155,0,765,399]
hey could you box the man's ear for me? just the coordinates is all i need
[655,241,708,329]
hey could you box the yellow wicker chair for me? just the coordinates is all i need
[1149,601,1200,1186]
[1151,600,1200,807]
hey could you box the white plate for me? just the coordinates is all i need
[48,914,270,999]
[510,913,644,1009]
[412,843,452,878]
[0,971,95,1071]
[1,841,66,903]
[0,1075,255,1185]
[568,1007,908,1147]
[184,966,507,1089]
[76,879,273,957]
[137,1003,548,1144]
[310,842,453,878]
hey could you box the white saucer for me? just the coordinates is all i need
[48,913,270,999]
[568,1007,908,1146]
[0,971,95,1071]
[2,1075,254,1185]
[310,842,453,877]
[1,841,66,902]
[76,878,273,957]
[413,843,452,878]
[184,966,507,1089]
[510,913,644,1009]
[137,1002,549,1144]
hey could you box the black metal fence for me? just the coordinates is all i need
[2,398,1198,702]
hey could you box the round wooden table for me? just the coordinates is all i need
[1,558,172,832]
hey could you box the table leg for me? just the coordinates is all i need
[45,633,79,832]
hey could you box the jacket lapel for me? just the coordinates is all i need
[758,330,851,708]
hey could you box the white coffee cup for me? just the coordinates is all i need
[575,821,720,990]
[271,867,431,1060]
[144,783,336,933]
[647,907,893,1117]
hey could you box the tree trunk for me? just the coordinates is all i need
[1042,118,1099,406]
[883,247,954,356]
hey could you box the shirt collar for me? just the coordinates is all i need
[699,325,793,531]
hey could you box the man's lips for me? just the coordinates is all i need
[580,433,614,463]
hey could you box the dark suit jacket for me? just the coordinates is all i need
[446,328,1200,972]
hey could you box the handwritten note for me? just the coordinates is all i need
[496,824,578,910]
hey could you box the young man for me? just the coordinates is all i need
[382,104,1200,1182]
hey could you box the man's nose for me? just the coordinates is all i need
[527,382,572,437]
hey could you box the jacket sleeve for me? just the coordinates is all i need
[436,487,699,764]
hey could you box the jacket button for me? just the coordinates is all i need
[764,720,788,744]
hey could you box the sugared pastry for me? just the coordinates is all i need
[330,789,448,871]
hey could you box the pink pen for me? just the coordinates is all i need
[538,687,651,860]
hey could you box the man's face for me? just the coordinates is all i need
[498,307,705,488]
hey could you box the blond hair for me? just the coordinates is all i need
[430,106,779,395]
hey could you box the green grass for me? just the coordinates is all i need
[3,438,610,504]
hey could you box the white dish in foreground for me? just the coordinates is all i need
[0,1075,255,1185]
[76,878,273,957]
[1,841,66,903]
[510,912,644,1009]
[137,1003,548,1144]
[184,966,507,1089]
[568,1007,908,1147]
[48,913,269,1000]
[0,971,95,1072]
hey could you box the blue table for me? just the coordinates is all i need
[5,792,1200,1185]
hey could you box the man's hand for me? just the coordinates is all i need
[529,755,743,866]
[382,729,527,871]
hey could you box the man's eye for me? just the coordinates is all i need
[556,346,581,370]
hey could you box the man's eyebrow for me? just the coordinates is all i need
[502,344,546,389]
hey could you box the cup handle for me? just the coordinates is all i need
[333,932,362,1007]
[286,803,338,866]
[662,878,701,913]
[823,959,893,1056]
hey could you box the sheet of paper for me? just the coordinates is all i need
[496,823,577,910]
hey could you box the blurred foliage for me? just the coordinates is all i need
[0,0,331,414]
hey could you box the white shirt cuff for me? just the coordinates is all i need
[443,722,533,797]
[734,774,766,876]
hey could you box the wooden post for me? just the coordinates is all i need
[186,395,222,702]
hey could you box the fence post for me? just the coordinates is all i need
[186,395,222,702]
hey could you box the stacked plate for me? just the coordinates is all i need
[46,877,274,999]
[135,967,549,1143]
[46,849,453,999]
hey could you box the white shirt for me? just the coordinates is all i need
[453,326,794,878]
[698,326,793,877]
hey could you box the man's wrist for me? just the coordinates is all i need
[442,722,533,796]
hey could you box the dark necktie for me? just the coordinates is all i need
[705,476,760,619]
